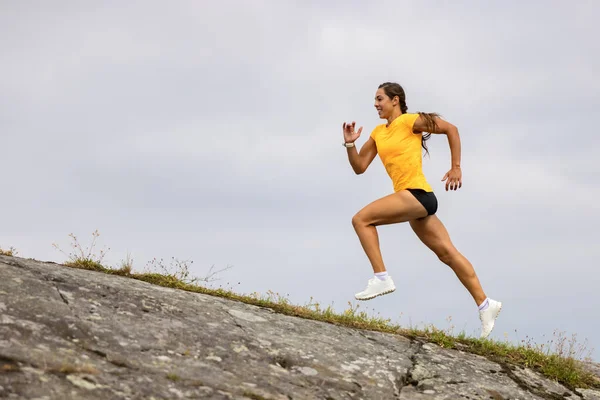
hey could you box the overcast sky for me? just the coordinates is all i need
[2,1,599,361]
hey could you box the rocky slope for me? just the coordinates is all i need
[1,255,598,399]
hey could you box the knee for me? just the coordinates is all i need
[352,213,367,229]
[436,247,456,266]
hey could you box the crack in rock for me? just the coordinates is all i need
[80,344,136,370]
[4,259,71,307]
[357,330,378,342]
[0,258,23,269]
[54,286,70,305]
[398,340,424,396]
[228,314,248,335]
[42,275,70,305]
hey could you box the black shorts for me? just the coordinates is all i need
[407,188,438,216]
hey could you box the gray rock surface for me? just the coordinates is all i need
[1,255,599,399]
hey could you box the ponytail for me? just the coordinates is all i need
[416,112,441,157]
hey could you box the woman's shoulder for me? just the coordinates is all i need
[400,113,420,121]
[370,123,387,136]
[399,113,420,128]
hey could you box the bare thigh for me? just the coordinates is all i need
[409,215,457,262]
[353,190,428,226]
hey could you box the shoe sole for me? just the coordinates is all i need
[355,287,396,301]
[480,303,503,339]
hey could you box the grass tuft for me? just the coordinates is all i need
[166,373,181,382]
[52,230,109,269]
[0,246,18,257]
[49,363,99,375]
[1,363,20,372]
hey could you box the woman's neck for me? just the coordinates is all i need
[386,109,402,127]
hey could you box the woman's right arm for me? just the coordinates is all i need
[343,121,377,175]
[346,137,377,175]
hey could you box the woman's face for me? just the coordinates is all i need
[374,88,396,119]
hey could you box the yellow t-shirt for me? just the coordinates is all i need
[370,113,433,193]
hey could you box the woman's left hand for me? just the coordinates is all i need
[442,167,462,191]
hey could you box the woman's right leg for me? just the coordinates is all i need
[351,190,428,300]
[352,190,428,273]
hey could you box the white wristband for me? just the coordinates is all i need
[343,142,355,148]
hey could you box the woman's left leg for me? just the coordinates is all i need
[409,214,502,338]
[409,215,486,305]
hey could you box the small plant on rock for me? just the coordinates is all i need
[144,257,231,286]
[52,230,109,271]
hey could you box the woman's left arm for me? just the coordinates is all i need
[413,115,462,191]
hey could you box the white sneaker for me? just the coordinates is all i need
[479,299,502,339]
[355,276,396,301]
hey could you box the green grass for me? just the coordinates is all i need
[9,230,598,392]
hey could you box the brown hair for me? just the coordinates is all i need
[378,82,440,156]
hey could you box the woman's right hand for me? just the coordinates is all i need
[343,121,363,144]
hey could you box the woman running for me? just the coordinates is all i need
[342,82,501,339]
